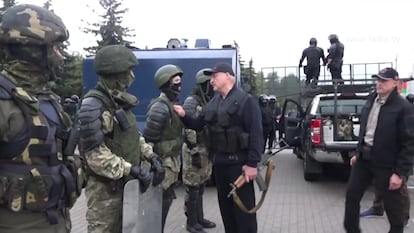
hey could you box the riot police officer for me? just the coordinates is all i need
[259,94,273,152]
[143,64,184,233]
[299,37,326,86]
[78,45,163,233]
[268,95,281,148]
[326,34,345,84]
[182,69,216,233]
[0,4,84,233]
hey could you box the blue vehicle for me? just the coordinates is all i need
[82,39,241,130]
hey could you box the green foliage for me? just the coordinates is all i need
[240,58,259,96]
[257,69,303,106]
[50,48,83,99]
[82,0,135,55]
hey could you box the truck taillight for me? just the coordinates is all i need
[311,119,322,145]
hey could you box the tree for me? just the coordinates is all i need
[50,51,83,98]
[82,0,135,55]
[241,58,259,96]
[42,0,83,98]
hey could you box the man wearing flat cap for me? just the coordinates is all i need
[344,67,414,233]
[174,62,264,233]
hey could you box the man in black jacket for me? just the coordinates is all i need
[344,68,414,233]
[299,37,326,86]
[174,63,263,233]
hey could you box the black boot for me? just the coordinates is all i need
[162,187,176,233]
[185,186,206,233]
[197,185,216,228]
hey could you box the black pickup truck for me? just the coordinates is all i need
[279,83,375,181]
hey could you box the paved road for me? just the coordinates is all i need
[70,149,414,233]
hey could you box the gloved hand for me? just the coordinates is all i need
[191,152,202,168]
[150,155,165,186]
[130,165,151,193]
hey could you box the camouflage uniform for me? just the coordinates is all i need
[78,45,163,233]
[143,64,184,232]
[0,4,84,233]
[182,69,216,233]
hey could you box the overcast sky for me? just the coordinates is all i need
[21,0,414,77]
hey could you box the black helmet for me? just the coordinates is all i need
[258,94,268,103]
[309,37,317,45]
[328,34,338,43]
[406,94,414,104]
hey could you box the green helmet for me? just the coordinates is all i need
[195,68,211,84]
[94,45,138,75]
[0,4,69,45]
[154,64,183,88]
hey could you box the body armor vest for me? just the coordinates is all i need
[204,88,249,154]
[0,75,80,225]
[84,89,142,182]
[148,95,183,158]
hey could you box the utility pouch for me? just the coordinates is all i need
[218,114,230,127]
[223,128,239,153]
[6,176,26,212]
[115,108,131,131]
[25,169,53,211]
[66,155,86,196]
[239,132,249,150]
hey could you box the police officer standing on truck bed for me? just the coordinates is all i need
[78,45,163,233]
[143,64,184,233]
[299,37,326,86]
[344,67,414,233]
[0,4,84,233]
[326,34,344,84]
[174,62,264,233]
[182,68,216,233]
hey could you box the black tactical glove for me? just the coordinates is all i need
[150,155,165,186]
[130,165,151,193]
[191,152,202,169]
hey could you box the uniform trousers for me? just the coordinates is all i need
[344,160,407,233]
[214,163,257,233]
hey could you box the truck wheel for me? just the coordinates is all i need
[303,137,322,181]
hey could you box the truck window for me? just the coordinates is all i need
[317,98,366,115]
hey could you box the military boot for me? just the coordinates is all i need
[197,185,216,228]
[186,200,206,233]
[185,186,206,233]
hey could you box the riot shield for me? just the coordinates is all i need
[122,179,163,233]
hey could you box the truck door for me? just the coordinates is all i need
[280,99,304,147]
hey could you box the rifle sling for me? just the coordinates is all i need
[231,159,275,214]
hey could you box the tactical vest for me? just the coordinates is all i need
[204,88,250,154]
[84,89,142,182]
[0,75,81,225]
[261,105,273,126]
[148,95,183,158]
